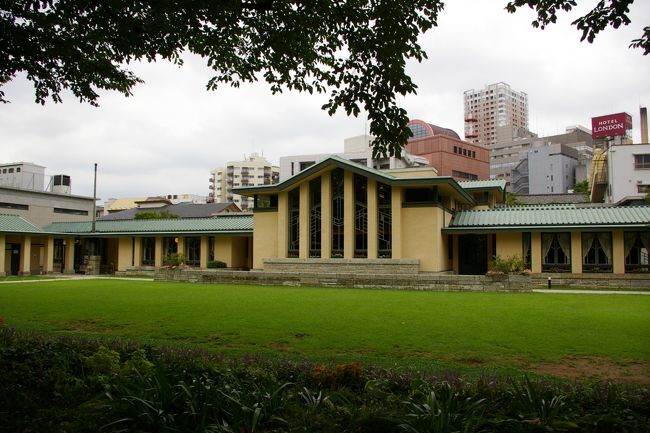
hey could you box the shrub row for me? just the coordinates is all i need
[1,327,648,432]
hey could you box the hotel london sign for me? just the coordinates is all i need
[591,112,632,139]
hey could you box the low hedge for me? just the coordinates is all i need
[0,327,648,433]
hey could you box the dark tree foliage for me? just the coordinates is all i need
[1,1,646,158]
[1,0,444,157]
[506,0,649,55]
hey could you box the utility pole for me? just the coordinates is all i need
[92,163,97,233]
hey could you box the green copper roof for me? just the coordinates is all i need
[43,215,253,236]
[458,179,506,191]
[235,155,475,204]
[0,214,47,234]
[446,205,650,231]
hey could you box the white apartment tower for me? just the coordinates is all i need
[209,153,279,211]
[464,82,530,148]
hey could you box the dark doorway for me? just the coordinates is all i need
[458,234,488,275]
[9,244,20,275]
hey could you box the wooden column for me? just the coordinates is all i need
[64,238,75,273]
[612,231,625,274]
[20,236,31,275]
[133,237,142,267]
[154,237,163,267]
[43,236,54,274]
[0,235,6,276]
[570,231,582,274]
[200,236,209,268]
[531,232,542,273]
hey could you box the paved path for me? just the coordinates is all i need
[533,289,650,295]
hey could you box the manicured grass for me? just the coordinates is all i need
[0,279,648,369]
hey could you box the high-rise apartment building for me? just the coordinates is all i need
[464,82,530,147]
[209,153,279,211]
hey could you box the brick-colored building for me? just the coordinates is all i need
[404,119,490,180]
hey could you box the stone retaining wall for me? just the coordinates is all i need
[263,258,420,275]
[532,273,650,289]
[154,268,531,292]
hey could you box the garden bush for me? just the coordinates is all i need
[489,254,528,274]
[207,260,227,269]
[1,327,648,433]
[163,252,185,267]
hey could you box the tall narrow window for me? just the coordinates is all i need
[331,168,344,257]
[209,237,215,262]
[354,174,368,257]
[185,237,201,266]
[582,232,612,273]
[288,188,300,257]
[377,182,392,258]
[624,231,650,273]
[542,233,571,272]
[309,177,321,257]
[522,232,531,269]
[141,238,155,266]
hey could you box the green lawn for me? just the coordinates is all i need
[0,279,648,369]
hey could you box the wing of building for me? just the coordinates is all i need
[2,156,648,277]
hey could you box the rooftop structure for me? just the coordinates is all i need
[209,153,279,211]
[405,119,490,181]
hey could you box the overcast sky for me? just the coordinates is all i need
[1,1,649,201]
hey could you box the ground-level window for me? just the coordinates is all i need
[288,187,300,258]
[141,238,155,266]
[377,182,391,258]
[625,231,649,273]
[209,237,215,262]
[354,174,368,258]
[163,237,177,259]
[522,232,531,269]
[309,177,321,257]
[185,237,201,266]
[542,233,571,272]
[331,168,344,258]
[582,232,612,273]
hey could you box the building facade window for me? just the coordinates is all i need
[542,233,571,272]
[354,174,368,258]
[209,237,215,262]
[309,177,321,257]
[287,187,300,258]
[163,237,177,258]
[331,168,345,257]
[582,233,612,273]
[185,237,201,266]
[141,237,155,266]
[624,231,650,273]
[377,182,392,258]
[53,208,89,215]
[452,170,478,180]
[634,154,650,169]
[522,232,531,269]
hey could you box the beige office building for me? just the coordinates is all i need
[464,82,530,147]
[209,153,279,211]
